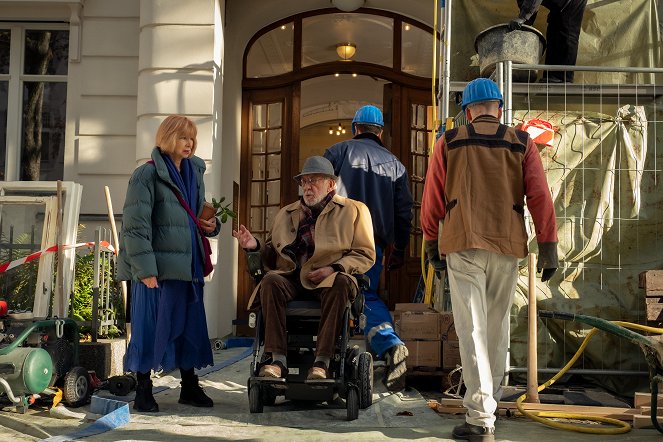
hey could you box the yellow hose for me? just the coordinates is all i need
[515,321,663,434]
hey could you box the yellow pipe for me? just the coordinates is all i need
[515,321,663,434]
[421,0,440,296]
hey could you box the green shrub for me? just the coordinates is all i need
[72,244,123,339]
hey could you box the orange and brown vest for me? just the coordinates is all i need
[440,115,531,258]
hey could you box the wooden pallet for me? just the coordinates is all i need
[434,398,639,421]
[632,392,663,428]
[430,391,663,429]
[406,366,446,376]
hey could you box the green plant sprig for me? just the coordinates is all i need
[211,197,237,224]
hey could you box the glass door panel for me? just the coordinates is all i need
[238,87,298,333]
[409,102,433,258]
[249,101,283,246]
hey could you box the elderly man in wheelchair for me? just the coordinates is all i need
[233,156,376,418]
[234,155,375,379]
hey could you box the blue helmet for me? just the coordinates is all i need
[461,78,503,111]
[352,105,384,135]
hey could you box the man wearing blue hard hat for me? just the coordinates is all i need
[324,104,414,391]
[421,78,558,441]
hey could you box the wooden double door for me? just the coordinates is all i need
[236,84,434,330]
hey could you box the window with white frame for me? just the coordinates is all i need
[0,25,68,182]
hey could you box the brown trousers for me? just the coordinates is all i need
[259,272,356,358]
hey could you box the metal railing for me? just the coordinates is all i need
[492,62,663,383]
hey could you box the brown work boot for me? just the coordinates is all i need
[258,361,287,378]
[307,361,327,380]
[384,344,408,391]
[451,422,495,441]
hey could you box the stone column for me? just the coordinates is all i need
[137,0,224,338]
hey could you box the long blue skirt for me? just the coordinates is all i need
[124,280,213,373]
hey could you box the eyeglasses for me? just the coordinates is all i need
[298,176,326,186]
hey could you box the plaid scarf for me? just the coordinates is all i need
[288,191,335,267]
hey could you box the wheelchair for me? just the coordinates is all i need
[245,252,374,421]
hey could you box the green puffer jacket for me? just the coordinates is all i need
[116,148,220,282]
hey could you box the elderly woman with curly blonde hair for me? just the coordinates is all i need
[118,115,219,412]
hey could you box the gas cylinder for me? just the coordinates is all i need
[0,347,53,396]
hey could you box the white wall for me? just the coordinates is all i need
[136,0,227,339]
[67,0,140,215]
[60,0,228,338]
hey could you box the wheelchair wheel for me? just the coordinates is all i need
[249,384,263,413]
[346,387,359,421]
[357,352,373,409]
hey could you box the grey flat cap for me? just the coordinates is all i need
[293,156,337,181]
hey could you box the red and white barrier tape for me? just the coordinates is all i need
[0,241,116,274]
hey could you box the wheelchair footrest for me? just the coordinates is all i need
[250,376,287,386]
[303,379,336,386]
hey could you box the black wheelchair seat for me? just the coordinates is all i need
[285,300,321,317]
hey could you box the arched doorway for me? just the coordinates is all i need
[236,9,438,330]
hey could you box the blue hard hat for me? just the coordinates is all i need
[352,105,384,135]
[461,78,503,111]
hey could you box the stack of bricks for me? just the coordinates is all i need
[641,270,663,328]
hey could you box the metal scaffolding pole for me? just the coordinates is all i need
[440,0,452,125]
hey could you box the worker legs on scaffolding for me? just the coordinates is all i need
[363,244,409,391]
[446,249,518,438]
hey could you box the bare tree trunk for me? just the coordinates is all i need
[21,31,51,181]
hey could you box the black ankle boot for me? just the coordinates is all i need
[134,375,159,412]
[179,369,213,407]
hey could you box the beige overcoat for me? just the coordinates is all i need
[246,194,376,310]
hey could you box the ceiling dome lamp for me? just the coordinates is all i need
[330,0,365,12]
[336,43,357,61]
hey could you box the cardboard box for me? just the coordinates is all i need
[439,312,457,341]
[404,340,441,367]
[394,303,435,315]
[397,311,441,340]
[640,270,663,291]
[392,303,431,331]
[394,303,442,340]
[645,291,663,300]
[647,303,663,321]
[442,340,462,369]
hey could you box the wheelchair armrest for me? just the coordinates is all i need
[350,273,368,320]
[355,274,370,293]
[246,250,264,282]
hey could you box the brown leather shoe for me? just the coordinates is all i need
[307,361,327,380]
[259,361,287,378]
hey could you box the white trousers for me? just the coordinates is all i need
[446,249,518,429]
